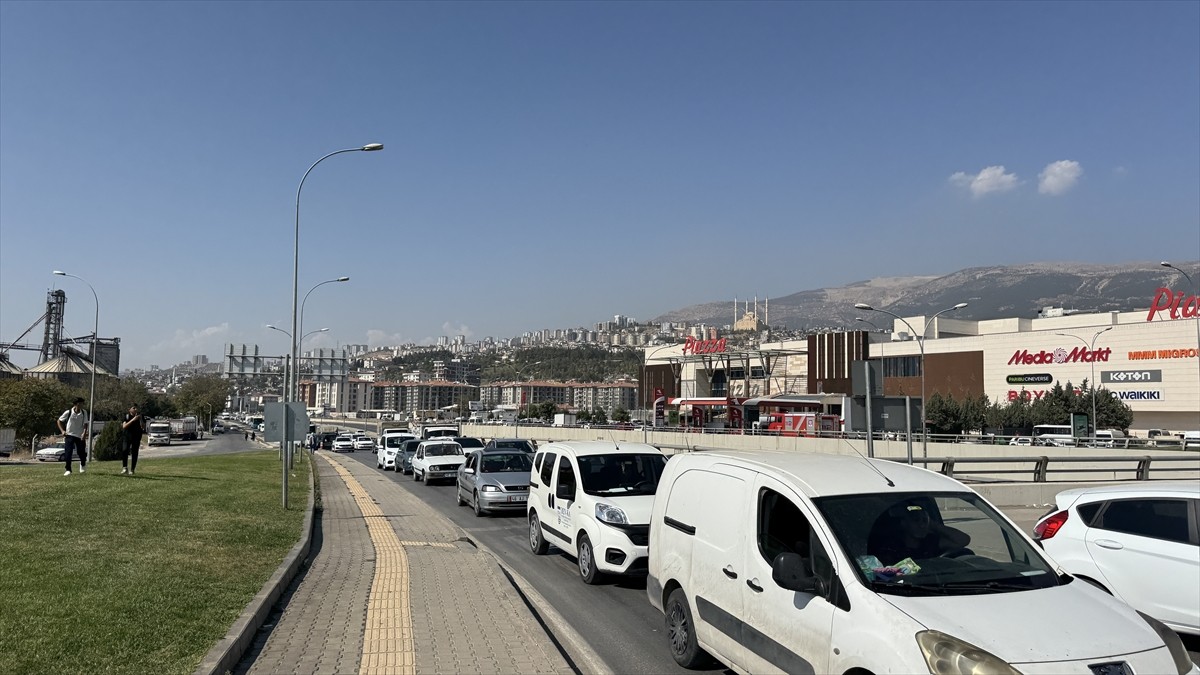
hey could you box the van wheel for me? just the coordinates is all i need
[666,588,708,668]
[577,533,602,585]
[528,512,548,555]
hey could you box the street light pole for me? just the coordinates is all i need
[296,276,350,401]
[1161,262,1200,432]
[854,302,968,459]
[1056,327,1114,442]
[53,271,99,463]
[289,144,382,408]
[269,325,329,401]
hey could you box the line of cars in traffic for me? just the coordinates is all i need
[358,426,1199,674]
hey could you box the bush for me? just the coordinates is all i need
[92,420,124,461]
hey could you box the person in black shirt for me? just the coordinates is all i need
[120,405,146,475]
[869,501,972,566]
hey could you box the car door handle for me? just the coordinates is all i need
[746,578,763,592]
[722,566,738,579]
[1094,539,1124,550]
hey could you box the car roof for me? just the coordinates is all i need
[665,450,972,499]
[418,439,462,447]
[538,441,665,458]
[1056,481,1200,500]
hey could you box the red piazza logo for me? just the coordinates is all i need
[682,336,728,354]
[1007,346,1112,366]
[1146,287,1200,321]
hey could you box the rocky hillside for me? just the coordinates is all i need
[653,261,1197,330]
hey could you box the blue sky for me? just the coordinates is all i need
[2,1,1197,370]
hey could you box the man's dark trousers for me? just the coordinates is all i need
[64,435,86,470]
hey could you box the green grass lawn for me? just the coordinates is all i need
[0,450,310,675]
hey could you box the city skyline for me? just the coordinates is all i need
[2,2,1197,370]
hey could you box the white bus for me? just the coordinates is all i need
[1032,424,1076,447]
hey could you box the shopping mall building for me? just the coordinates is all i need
[643,290,1200,438]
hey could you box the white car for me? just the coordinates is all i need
[410,440,466,484]
[352,434,374,451]
[332,435,355,452]
[647,450,1198,675]
[35,442,68,462]
[1035,481,1200,636]
[527,441,668,584]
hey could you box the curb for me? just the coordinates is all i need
[194,454,317,675]
[468,535,613,675]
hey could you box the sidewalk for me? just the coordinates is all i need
[234,452,575,675]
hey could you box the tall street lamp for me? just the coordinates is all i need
[288,144,382,409]
[53,270,99,462]
[1056,327,1114,442]
[296,276,350,400]
[1161,261,1200,432]
[854,302,968,459]
[512,361,543,439]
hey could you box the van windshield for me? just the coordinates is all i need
[577,454,667,496]
[812,491,1061,597]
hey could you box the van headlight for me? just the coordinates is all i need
[1137,611,1193,675]
[595,503,628,525]
[916,630,1020,675]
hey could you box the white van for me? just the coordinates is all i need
[646,450,1196,674]
[1093,429,1127,448]
[527,441,668,584]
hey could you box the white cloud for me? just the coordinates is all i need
[366,329,408,347]
[1038,160,1083,196]
[1112,166,1128,177]
[150,323,230,354]
[441,321,474,339]
[949,165,1019,198]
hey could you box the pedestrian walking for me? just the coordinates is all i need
[244,430,249,441]
[309,432,318,454]
[120,404,146,476]
[57,397,89,476]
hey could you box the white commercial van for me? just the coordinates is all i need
[647,450,1196,675]
[527,441,667,584]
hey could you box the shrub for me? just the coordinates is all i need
[92,420,124,461]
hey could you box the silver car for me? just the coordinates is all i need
[455,449,533,517]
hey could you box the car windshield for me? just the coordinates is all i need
[480,453,533,473]
[813,491,1061,596]
[577,454,667,496]
[424,444,462,457]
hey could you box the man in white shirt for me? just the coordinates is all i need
[57,397,89,476]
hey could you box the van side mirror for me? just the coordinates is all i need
[556,482,575,501]
[772,552,823,595]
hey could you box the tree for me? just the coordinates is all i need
[924,392,959,435]
[174,375,231,424]
[612,407,631,423]
[591,407,608,425]
[576,409,593,423]
[0,378,79,444]
[537,401,557,422]
[92,419,124,461]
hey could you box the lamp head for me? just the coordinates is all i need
[952,302,969,310]
[336,276,350,282]
[362,143,384,152]
[854,303,874,310]
[318,328,330,333]
[53,270,66,276]
[266,324,277,329]
[1160,261,1173,268]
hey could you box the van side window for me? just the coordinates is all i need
[757,488,817,565]
[539,453,558,487]
[557,458,578,501]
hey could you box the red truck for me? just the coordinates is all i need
[762,412,841,437]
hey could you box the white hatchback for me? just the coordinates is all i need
[1035,481,1200,636]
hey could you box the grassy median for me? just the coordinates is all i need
[0,450,310,675]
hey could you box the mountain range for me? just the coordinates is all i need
[653,261,1198,330]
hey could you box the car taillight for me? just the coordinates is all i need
[1033,510,1068,540]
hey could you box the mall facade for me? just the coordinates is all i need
[643,291,1200,437]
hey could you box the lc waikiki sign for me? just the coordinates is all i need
[1146,287,1200,321]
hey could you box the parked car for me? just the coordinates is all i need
[1034,481,1200,636]
[1008,436,1032,446]
[352,434,375,451]
[484,438,536,454]
[332,435,355,453]
[449,436,485,451]
[319,431,339,450]
[527,441,668,584]
[455,449,534,516]
[35,441,68,462]
[645,450,1196,675]
[410,440,466,484]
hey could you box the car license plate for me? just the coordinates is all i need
[508,495,527,502]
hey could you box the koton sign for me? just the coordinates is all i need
[682,336,727,355]
[1146,287,1200,321]
[1008,346,1111,366]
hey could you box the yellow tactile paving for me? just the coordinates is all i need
[321,454,417,675]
